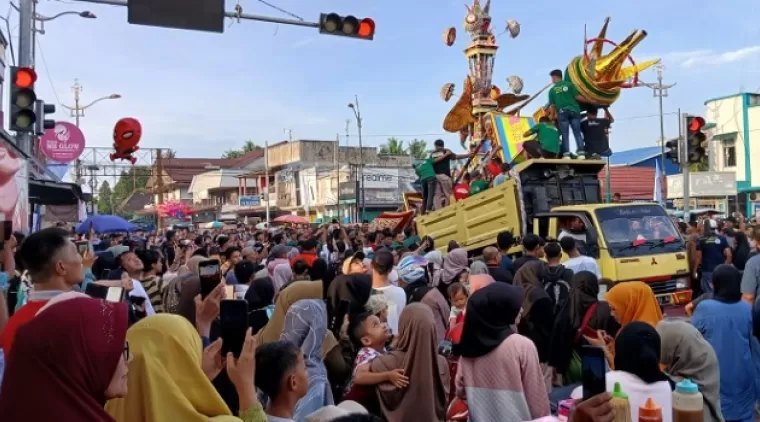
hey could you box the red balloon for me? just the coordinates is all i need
[110,118,142,164]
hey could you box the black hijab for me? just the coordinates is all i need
[455,283,524,358]
[614,321,672,387]
[712,264,742,303]
[568,271,599,330]
[244,276,275,310]
[326,274,372,334]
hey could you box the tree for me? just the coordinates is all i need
[164,149,176,159]
[97,181,113,214]
[408,139,428,159]
[222,140,262,159]
[379,137,406,155]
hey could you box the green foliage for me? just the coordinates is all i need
[96,181,113,214]
[407,139,428,159]
[222,139,262,159]
[379,137,407,155]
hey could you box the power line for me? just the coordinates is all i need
[35,36,63,106]
[351,112,681,139]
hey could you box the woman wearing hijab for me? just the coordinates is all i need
[692,264,759,422]
[656,320,724,422]
[455,283,550,422]
[438,248,469,303]
[550,271,619,385]
[573,322,674,422]
[255,280,350,400]
[163,255,205,315]
[105,314,266,422]
[245,277,276,334]
[273,264,293,293]
[0,297,129,422]
[396,255,450,344]
[280,299,334,421]
[326,274,373,337]
[424,251,443,287]
[370,304,449,422]
[512,260,554,391]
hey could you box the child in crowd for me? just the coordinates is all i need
[453,172,471,201]
[448,282,469,328]
[365,294,389,324]
[255,340,309,422]
[343,313,407,410]
[492,162,512,187]
[468,170,489,196]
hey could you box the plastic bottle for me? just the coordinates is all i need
[639,397,662,422]
[672,379,703,422]
[611,382,632,422]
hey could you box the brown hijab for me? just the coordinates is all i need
[254,280,338,358]
[370,303,449,422]
[513,260,548,316]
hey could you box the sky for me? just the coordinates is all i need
[4,0,760,159]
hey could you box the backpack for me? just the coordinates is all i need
[543,266,571,317]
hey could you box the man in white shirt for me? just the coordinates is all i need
[370,250,406,335]
[558,217,588,243]
[560,236,601,279]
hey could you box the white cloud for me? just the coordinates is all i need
[650,46,760,69]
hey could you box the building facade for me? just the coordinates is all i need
[704,92,760,216]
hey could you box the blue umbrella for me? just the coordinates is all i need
[205,221,224,229]
[76,214,138,235]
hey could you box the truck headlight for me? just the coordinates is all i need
[675,277,689,289]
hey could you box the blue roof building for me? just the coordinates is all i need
[608,146,680,175]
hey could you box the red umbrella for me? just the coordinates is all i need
[272,215,310,225]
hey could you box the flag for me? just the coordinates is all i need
[653,160,663,205]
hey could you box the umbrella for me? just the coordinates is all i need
[205,221,224,229]
[273,215,309,225]
[76,214,137,235]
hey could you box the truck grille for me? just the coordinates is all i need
[646,280,678,295]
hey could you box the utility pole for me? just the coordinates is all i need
[348,96,365,219]
[16,0,35,154]
[642,63,676,201]
[156,149,164,229]
[72,80,82,127]
[264,141,271,223]
[284,128,293,142]
[334,133,340,221]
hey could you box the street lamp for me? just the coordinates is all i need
[60,80,121,127]
[347,97,366,219]
[10,2,96,34]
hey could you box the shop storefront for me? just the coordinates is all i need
[338,181,403,222]
[666,172,738,213]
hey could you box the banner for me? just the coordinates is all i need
[0,142,29,232]
[490,112,535,163]
[40,122,86,163]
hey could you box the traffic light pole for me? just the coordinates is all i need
[680,109,690,214]
[16,0,35,154]
[73,0,320,28]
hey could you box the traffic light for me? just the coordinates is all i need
[685,115,707,164]
[9,66,38,133]
[664,138,680,164]
[34,100,56,135]
[319,13,375,40]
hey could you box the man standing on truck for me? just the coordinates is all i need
[522,116,561,158]
[548,69,589,158]
[581,106,614,158]
[430,139,473,210]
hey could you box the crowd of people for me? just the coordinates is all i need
[0,217,758,422]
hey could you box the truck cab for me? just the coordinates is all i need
[416,158,692,307]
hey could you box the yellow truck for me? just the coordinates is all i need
[415,158,692,307]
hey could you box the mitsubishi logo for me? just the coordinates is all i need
[651,257,658,265]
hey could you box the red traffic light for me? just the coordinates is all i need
[14,67,37,89]
[358,18,375,38]
[688,116,705,132]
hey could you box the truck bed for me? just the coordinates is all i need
[416,181,522,253]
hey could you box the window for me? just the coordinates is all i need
[749,94,760,106]
[723,139,736,168]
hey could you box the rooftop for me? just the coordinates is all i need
[608,146,662,166]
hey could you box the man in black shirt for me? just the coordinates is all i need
[429,139,472,210]
[484,246,513,283]
[580,107,614,158]
[512,233,545,274]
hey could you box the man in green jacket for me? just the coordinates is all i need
[548,69,588,158]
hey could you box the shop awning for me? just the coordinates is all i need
[29,178,85,205]
[712,131,737,141]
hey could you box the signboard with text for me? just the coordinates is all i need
[362,168,399,189]
[666,172,737,199]
[40,122,85,163]
[238,195,261,207]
